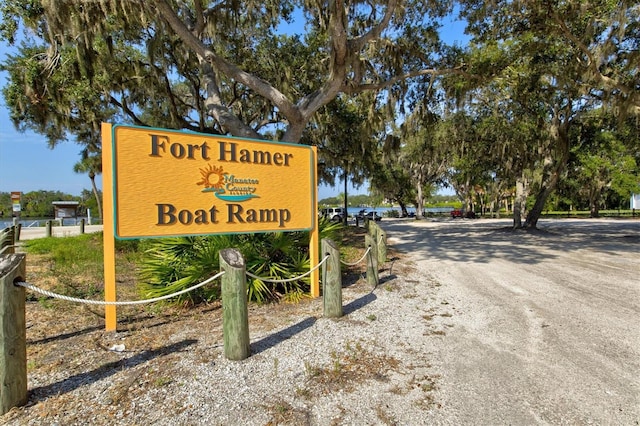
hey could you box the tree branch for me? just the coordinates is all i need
[350,0,399,51]
[342,66,469,93]
[151,0,302,125]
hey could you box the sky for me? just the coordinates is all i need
[0,10,468,200]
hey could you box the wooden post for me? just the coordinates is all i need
[377,227,387,264]
[0,227,14,255]
[79,218,85,235]
[0,253,28,415]
[321,238,342,318]
[365,234,379,288]
[45,220,52,238]
[220,248,250,361]
[14,224,21,243]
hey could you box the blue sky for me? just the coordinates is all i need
[0,11,468,199]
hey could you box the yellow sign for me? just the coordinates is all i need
[112,125,316,238]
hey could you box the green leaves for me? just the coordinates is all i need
[137,219,343,306]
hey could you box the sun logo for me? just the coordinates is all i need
[197,164,225,190]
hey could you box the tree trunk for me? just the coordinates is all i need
[524,116,571,229]
[523,172,558,229]
[89,173,103,221]
[342,173,348,226]
[399,201,408,217]
[415,180,424,219]
[589,190,600,218]
[513,175,529,229]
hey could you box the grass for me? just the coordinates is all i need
[22,232,143,314]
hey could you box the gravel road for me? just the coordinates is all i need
[2,217,638,425]
[384,217,640,424]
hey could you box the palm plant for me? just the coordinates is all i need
[137,218,344,306]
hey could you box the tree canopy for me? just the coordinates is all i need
[1,0,638,227]
[1,0,460,143]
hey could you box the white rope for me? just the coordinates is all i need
[340,246,372,266]
[15,271,226,306]
[246,254,330,283]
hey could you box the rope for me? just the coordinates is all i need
[340,246,371,266]
[15,271,226,306]
[246,254,330,283]
[14,243,380,306]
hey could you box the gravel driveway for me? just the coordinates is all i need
[384,217,640,424]
[3,217,638,425]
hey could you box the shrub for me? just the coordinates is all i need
[137,218,344,306]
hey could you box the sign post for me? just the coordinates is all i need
[101,123,117,331]
[10,192,21,217]
[102,124,318,330]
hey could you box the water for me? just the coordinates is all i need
[0,217,100,229]
[345,206,453,217]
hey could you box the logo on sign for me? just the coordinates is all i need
[197,164,259,202]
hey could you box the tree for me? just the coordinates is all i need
[73,148,103,221]
[1,1,461,145]
[369,142,416,217]
[458,0,640,228]
[568,110,639,216]
[399,107,448,219]
[308,94,382,224]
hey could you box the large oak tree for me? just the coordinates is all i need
[1,0,460,146]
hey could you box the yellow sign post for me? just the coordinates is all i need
[102,124,318,330]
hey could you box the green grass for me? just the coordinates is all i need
[26,233,104,264]
[24,232,143,301]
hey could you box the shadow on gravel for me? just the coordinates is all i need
[28,339,197,403]
[343,292,377,315]
[382,218,639,265]
[251,316,317,355]
[27,324,104,346]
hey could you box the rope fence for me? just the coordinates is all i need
[340,246,371,266]
[0,225,388,412]
[15,271,226,306]
[246,254,330,283]
[12,246,374,307]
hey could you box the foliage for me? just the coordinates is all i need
[138,218,344,306]
[453,0,640,228]
[319,193,380,207]
[1,0,457,143]
[0,190,100,218]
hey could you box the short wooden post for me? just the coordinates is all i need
[219,248,250,361]
[0,227,14,255]
[321,238,342,318]
[79,218,85,234]
[0,253,28,415]
[14,224,21,243]
[365,234,379,288]
[45,220,52,238]
[377,227,387,264]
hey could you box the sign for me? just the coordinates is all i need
[111,125,316,238]
[10,192,21,216]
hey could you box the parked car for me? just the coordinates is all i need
[356,209,382,222]
[320,207,345,221]
[450,209,476,219]
[450,209,463,218]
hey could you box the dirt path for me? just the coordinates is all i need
[384,217,640,424]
